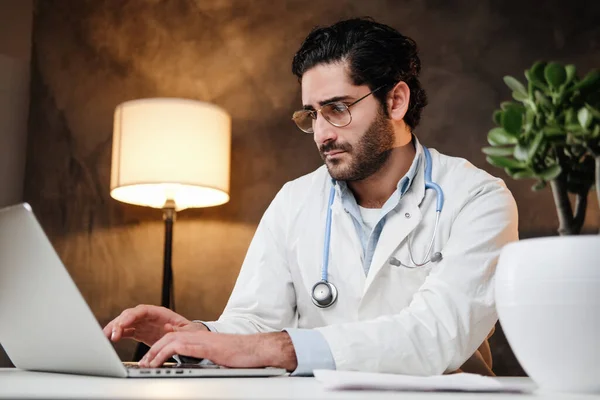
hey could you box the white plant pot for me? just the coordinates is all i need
[495,236,600,393]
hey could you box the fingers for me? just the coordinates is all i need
[103,320,116,339]
[140,332,208,368]
[118,305,150,330]
[147,341,185,368]
[111,324,124,342]
[104,305,152,342]
[140,332,178,368]
[103,305,194,345]
[103,317,128,340]
[121,328,136,338]
[108,327,135,340]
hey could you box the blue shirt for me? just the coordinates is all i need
[286,146,422,375]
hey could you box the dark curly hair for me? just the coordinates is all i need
[292,17,427,131]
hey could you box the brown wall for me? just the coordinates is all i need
[22,0,600,374]
[0,0,33,368]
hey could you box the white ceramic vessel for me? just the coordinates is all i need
[495,236,600,393]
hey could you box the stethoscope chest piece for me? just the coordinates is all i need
[311,280,338,308]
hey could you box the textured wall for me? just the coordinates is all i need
[24,0,600,375]
[0,0,33,369]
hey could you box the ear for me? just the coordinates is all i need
[387,81,410,122]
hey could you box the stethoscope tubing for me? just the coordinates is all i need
[322,186,336,281]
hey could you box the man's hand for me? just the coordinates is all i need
[139,330,298,372]
[102,305,207,347]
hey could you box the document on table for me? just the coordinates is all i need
[313,370,532,392]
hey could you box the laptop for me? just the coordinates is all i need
[0,203,287,378]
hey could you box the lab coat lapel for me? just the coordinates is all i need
[363,155,427,293]
[330,190,367,292]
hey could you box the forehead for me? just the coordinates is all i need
[301,62,357,106]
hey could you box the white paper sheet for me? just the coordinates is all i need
[313,370,532,392]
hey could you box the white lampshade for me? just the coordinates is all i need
[110,98,231,211]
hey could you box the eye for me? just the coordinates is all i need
[330,103,347,113]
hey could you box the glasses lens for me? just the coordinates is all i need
[322,103,351,127]
[292,110,314,133]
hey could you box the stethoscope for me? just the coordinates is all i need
[311,146,445,308]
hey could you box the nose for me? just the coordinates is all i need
[313,114,338,146]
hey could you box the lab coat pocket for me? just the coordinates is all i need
[386,252,434,308]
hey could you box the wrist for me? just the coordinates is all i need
[191,321,210,331]
[262,332,297,371]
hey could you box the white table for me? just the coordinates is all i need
[0,368,595,399]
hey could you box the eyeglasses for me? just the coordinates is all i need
[292,85,386,134]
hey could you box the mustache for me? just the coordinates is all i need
[319,142,352,154]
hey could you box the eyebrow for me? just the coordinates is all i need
[302,95,354,110]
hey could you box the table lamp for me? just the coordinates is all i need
[110,98,231,313]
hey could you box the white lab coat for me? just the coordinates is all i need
[206,142,519,375]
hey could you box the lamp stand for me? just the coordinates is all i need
[133,199,177,361]
[161,200,176,310]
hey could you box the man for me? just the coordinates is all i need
[104,18,518,376]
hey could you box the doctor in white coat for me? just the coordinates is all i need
[105,17,519,376]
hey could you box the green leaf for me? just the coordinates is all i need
[539,164,562,181]
[564,108,577,124]
[544,62,567,88]
[534,90,552,109]
[513,143,529,162]
[488,127,518,145]
[572,70,600,91]
[527,79,534,98]
[505,167,523,178]
[528,133,544,159]
[532,181,547,191]
[585,103,600,119]
[578,107,591,129]
[503,76,528,98]
[501,107,523,136]
[592,124,600,138]
[512,90,528,102]
[500,101,524,111]
[564,64,576,86]
[512,169,536,179]
[523,109,535,132]
[492,110,503,126]
[543,126,564,137]
[529,61,546,85]
[486,155,526,169]
[526,70,549,93]
[482,146,514,156]
[566,123,584,132]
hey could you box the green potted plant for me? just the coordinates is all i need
[486,61,600,393]
[483,62,600,235]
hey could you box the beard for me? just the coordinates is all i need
[319,110,395,181]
